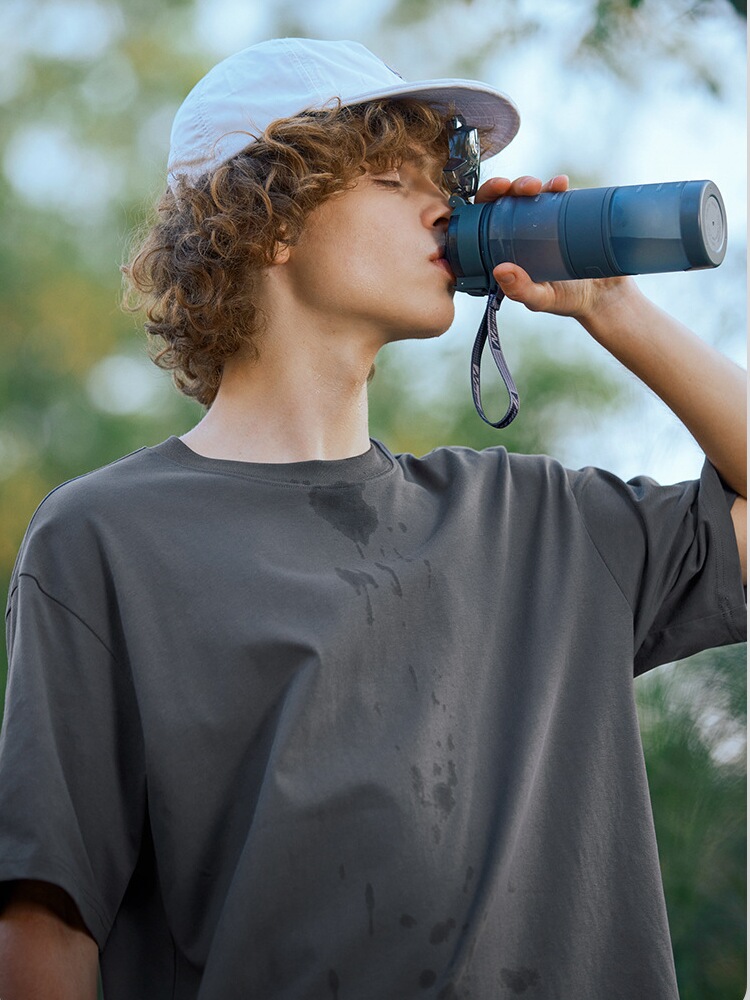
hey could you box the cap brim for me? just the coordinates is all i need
[323,78,520,159]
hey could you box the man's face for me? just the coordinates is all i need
[275,153,457,351]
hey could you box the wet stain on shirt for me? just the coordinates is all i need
[429,917,456,945]
[433,760,458,817]
[365,882,375,936]
[411,765,427,806]
[391,545,413,563]
[411,757,459,829]
[500,967,541,993]
[328,968,340,998]
[308,483,379,549]
[419,969,437,988]
[335,568,379,626]
[463,866,475,894]
[374,562,403,597]
[400,913,417,928]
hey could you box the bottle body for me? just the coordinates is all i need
[445,180,727,295]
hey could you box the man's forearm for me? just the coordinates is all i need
[0,882,99,1000]
[577,280,747,498]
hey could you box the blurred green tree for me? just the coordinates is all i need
[637,643,746,999]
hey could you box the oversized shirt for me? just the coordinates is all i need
[0,436,746,999]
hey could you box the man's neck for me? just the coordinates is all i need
[179,343,374,464]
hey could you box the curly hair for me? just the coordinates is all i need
[122,97,495,408]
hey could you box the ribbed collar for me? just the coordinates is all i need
[150,435,396,487]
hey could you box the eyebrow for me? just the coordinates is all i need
[406,153,447,187]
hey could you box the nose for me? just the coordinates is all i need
[429,189,453,233]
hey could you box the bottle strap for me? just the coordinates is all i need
[470,285,520,428]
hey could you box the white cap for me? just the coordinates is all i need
[167,37,520,192]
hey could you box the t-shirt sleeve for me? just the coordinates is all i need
[0,571,146,948]
[565,457,747,676]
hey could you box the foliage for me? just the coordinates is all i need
[637,644,747,999]
[386,0,745,93]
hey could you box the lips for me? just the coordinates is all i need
[434,259,456,280]
[430,247,455,280]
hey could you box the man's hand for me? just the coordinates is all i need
[473,173,633,320]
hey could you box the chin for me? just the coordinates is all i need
[386,323,452,346]
[398,300,456,343]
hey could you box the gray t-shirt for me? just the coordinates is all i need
[0,437,745,999]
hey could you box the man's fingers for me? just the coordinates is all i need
[511,175,542,194]
[474,176,539,202]
[474,176,512,203]
[474,174,569,204]
[541,174,570,193]
[494,264,551,312]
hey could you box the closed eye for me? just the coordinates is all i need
[372,179,403,188]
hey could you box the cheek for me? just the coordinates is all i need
[297,217,397,289]
[287,191,426,302]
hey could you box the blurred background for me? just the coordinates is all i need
[0,0,746,995]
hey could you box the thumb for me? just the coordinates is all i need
[494,264,551,312]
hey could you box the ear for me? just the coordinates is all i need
[271,221,292,265]
[271,241,291,265]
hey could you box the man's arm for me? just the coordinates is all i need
[571,283,747,581]
[0,880,99,1000]
[475,174,747,583]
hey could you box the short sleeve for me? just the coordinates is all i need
[0,572,146,948]
[566,458,747,675]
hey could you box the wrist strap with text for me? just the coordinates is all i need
[470,285,520,428]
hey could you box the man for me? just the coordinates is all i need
[0,37,745,1000]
